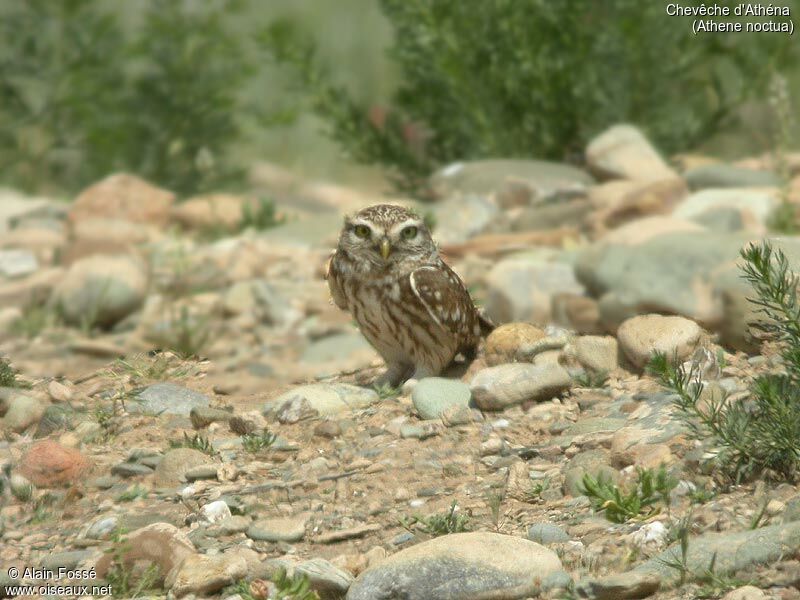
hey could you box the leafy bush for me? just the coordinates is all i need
[265,0,793,194]
[0,0,283,195]
[0,357,29,389]
[399,500,471,536]
[649,241,800,482]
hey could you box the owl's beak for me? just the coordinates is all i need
[379,238,392,260]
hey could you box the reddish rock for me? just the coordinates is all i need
[18,440,91,487]
[68,173,175,227]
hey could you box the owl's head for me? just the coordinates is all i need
[338,204,436,266]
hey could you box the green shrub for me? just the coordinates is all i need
[0,357,29,389]
[0,0,284,195]
[265,0,793,195]
[581,466,677,523]
[649,241,800,482]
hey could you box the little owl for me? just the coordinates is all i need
[327,204,493,386]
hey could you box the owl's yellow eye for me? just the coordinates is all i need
[353,225,371,239]
[401,226,418,240]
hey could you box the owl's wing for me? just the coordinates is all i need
[409,264,480,338]
[326,252,348,310]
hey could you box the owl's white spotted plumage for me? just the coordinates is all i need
[326,204,493,386]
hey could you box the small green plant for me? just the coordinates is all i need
[169,432,217,457]
[649,241,800,482]
[116,485,148,503]
[573,370,609,389]
[111,352,192,383]
[10,302,61,338]
[0,357,30,388]
[523,478,551,503]
[688,484,717,505]
[486,492,505,532]
[581,466,677,523]
[241,430,277,454]
[400,500,471,537]
[659,515,692,586]
[241,197,286,231]
[104,528,161,599]
[749,498,770,530]
[29,492,58,524]
[373,382,403,399]
[159,306,212,359]
[226,569,320,600]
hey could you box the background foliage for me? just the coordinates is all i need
[266,0,796,193]
[0,0,797,196]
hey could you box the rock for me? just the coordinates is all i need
[685,164,782,190]
[721,586,769,600]
[111,462,155,478]
[166,553,247,598]
[190,406,233,429]
[40,550,94,571]
[431,159,593,200]
[94,522,195,588]
[153,448,212,488]
[586,124,677,182]
[569,335,619,373]
[617,314,702,370]
[267,384,380,420]
[634,522,800,585]
[431,194,498,245]
[551,293,603,334]
[575,572,661,599]
[672,188,779,233]
[221,279,298,327]
[2,394,44,433]
[485,252,584,324]
[411,378,471,419]
[527,523,570,545]
[589,179,689,233]
[610,392,688,455]
[47,380,73,403]
[247,514,309,542]
[8,474,34,501]
[33,404,74,438]
[295,558,355,598]
[470,363,572,410]
[51,255,147,328]
[0,249,38,279]
[18,440,91,487]
[600,215,705,246]
[0,266,64,309]
[86,517,119,540]
[346,532,562,600]
[69,173,175,227]
[484,322,547,366]
[170,194,254,232]
[0,189,60,233]
[440,404,474,426]
[130,383,210,416]
[64,217,158,263]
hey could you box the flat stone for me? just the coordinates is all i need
[527,523,570,545]
[575,572,661,599]
[296,558,355,598]
[634,522,800,584]
[586,124,677,182]
[166,552,247,598]
[685,164,781,190]
[190,406,233,429]
[346,531,562,600]
[111,462,154,477]
[247,514,309,542]
[266,383,379,421]
[470,363,572,410]
[130,383,210,416]
[0,249,38,278]
[39,550,94,571]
